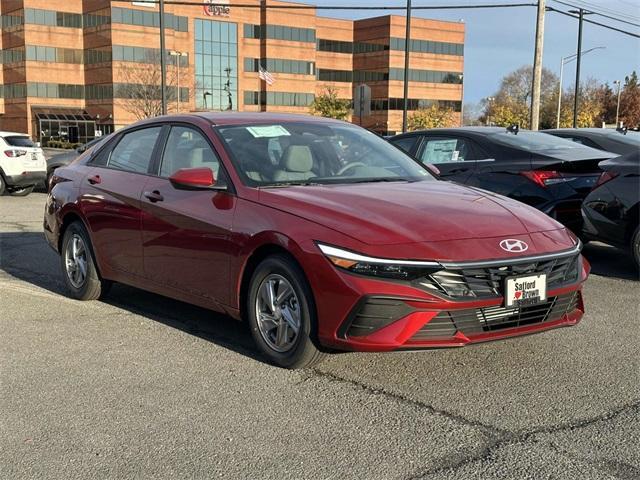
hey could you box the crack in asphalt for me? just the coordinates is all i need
[306,369,640,480]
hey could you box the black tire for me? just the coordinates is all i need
[0,175,6,195]
[61,221,111,301]
[9,185,34,197]
[632,226,640,272]
[247,254,327,369]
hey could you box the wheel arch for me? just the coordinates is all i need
[57,210,106,280]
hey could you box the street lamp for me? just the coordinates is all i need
[485,97,495,126]
[168,50,187,113]
[203,91,212,110]
[556,46,605,128]
[568,8,594,128]
[613,79,624,127]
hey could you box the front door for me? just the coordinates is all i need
[140,124,237,307]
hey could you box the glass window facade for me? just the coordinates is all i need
[1,12,24,28]
[25,46,83,64]
[111,7,188,31]
[112,46,188,66]
[195,19,238,111]
[244,58,314,75]
[24,9,82,28]
[0,48,25,64]
[390,37,464,56]
[371,98,462,112]
[244,24,316,43]
[26,83,84,99]
[389,68,463,84]
[317,69,353,82]
[244,91,314,107]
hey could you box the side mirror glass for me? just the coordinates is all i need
[169,167,217,190]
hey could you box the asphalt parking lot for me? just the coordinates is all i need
[1,192,638,480]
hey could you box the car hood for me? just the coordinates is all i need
[258,180,563,245]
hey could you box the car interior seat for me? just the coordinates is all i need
[272,145,315,181]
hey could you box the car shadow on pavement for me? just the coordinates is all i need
[0,231,265,364]
[582,242,640,281]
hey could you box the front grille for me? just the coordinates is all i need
[412,291,579,340]
[414,254,580,299]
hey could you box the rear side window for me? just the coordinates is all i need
[418,137,484,164]
[564,136,601,149]
[391,136,418,154]
[108,127,162,174]
[3,135,35,147]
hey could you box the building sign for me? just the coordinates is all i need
[132,1,155,8]
[204,0,230,17]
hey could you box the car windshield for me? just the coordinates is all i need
[3,135,35,148]
[489,131,591,153]
[215,122,434,187]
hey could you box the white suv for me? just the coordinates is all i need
[0,132,47,196]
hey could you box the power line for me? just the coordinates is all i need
[111,0,537,10]
[548,6,640,38]
[551,0,640,28]
[567,0,640,21]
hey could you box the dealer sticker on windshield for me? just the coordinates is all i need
[505,274,547,307]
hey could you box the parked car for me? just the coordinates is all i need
[46,136,107,187]
[582,151,640,269]
[44,113,589,368]
[0,131,46,196]
[389,127,616,233]
[544,128,640,156]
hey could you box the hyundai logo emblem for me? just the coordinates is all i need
[500,239,529,253]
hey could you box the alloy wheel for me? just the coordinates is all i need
[65,233,88,289]
[255,274,301,353]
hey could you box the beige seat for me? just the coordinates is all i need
[272,145,315,182]
[188,147,219,177]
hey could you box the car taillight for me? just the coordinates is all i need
[521,170,565,188]
[4,149,27,157]
[594,171,619,188]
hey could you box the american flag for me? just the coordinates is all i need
[258,66,275,86]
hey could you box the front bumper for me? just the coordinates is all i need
[312,250,589,352]
[5,171,46,188]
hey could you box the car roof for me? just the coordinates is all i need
[0,131,30,137]
[545,128,625,136]
[394,127,510,137]
[133,112,349,128]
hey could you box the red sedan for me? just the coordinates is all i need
[44,113,589,368]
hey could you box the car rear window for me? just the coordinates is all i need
[489,131,596,153]
[3,135,35,147]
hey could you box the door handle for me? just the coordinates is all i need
[143,190,164,203]
[87,174,101,185]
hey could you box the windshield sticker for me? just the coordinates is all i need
[246,125,291,138]
[424,139,460,163]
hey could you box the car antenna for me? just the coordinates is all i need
[616,125,628,135]
[506,124,519,135]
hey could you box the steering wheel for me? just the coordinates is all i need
[337,162,367,176]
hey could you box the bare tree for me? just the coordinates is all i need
[116,52,183,120]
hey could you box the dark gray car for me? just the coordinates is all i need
[543,128,640,156]
[46,136,107,186]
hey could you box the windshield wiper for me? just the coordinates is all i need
[348,177,412,184]
[259,181,323,188]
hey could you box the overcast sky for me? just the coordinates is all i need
[306,0,640,104]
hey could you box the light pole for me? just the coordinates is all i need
[401,0,412,133]
[203,91,212,110]
[556,46,605,128]
[485,97,495,126]
[459,73,464,126]
[169,51,187,113]
[613,79,622,127]
[159,0,167,115]
[568,8,594,128]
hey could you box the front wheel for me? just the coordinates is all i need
[247,254,327,369]
[632,226,640,271]
[9,185,34,197]
[61,221,110,300]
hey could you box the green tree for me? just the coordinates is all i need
[407,104,457,130]
[310,87,351,120]
[620,71,640,128]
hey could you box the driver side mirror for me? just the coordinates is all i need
[169,167,220,190]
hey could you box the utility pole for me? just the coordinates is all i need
[530,0,546,131]
[159,0,167,115]
[614,79,622,127]
[571,8,585,128]
[401,0,412,133]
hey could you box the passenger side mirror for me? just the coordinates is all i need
[169,167,218,190]
[425,164,441,176]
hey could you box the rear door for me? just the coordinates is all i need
[140,124,237,307]
[414,135,488,184]
[80,126,163,278]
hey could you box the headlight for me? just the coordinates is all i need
[317,243,441,280]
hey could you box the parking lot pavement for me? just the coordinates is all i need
[1,193,639,480]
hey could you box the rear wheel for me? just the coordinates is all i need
[9,185,34,197]
[632,226,640,271]
[0,175,5,195]
[247,254,327,369]
[61,221,110,300]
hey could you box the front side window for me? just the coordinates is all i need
[108,127,161,174]
[216,122,434,186]
[160,126,223,185]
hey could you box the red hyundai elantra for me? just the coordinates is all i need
[44,113,589,368]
